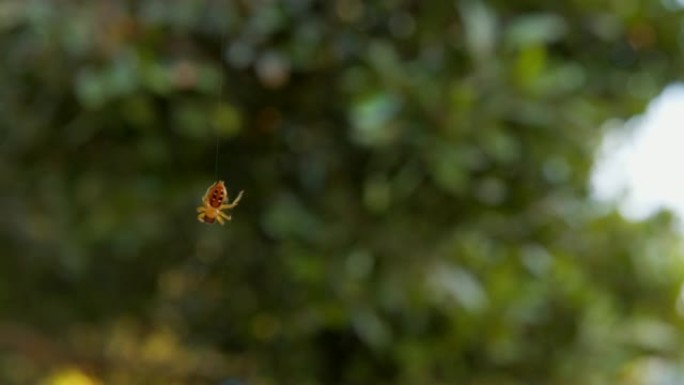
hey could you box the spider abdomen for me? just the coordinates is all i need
[208,182,227,208]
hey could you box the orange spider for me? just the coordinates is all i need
[196,180,243,225]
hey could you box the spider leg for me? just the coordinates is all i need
[216,215,225,225]
[226,190,244,208]
[197,206,206,213]
[197,213,206,223]
[219,211,232,221]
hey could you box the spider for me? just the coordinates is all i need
[196,180,243,225]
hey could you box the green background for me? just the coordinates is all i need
[2,0,684,384]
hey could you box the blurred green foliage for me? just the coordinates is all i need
[2,0,684,384]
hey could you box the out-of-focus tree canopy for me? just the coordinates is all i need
[2,0,684,384]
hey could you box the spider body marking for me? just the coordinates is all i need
[196,180,243,225]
